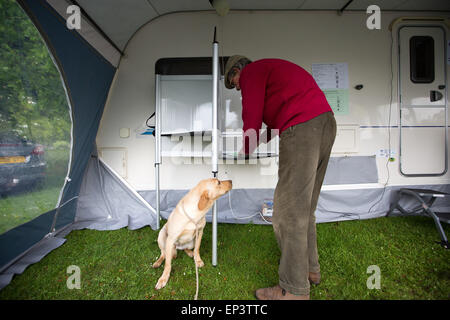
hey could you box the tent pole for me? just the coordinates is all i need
[212,28,219,266]
[212,182,217,266]
[338,0,354,15]
[155,74,161,230]
[155,164,160,230]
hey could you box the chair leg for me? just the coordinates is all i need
[388,189,449,249]
[423,205,449,249]
[386,203,395,217]
[387,192,401,217]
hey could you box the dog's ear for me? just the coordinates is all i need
[198,190,210,211]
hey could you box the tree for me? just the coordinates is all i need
[0,0,71,146]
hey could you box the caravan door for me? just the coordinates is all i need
[398,25,448,177]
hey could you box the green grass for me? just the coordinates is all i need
[0,186,61,235]
[0,147,69,234]
[0,216,448,300]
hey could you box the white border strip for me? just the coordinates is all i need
[98,157,157,214]
[321,183,386,191]
[46,0,121,67]
[136,183,387,193]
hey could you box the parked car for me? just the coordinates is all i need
[0,131,46,195]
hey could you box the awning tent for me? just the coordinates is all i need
[1,0,450,290]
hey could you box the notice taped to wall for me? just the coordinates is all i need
[311,63,349,115]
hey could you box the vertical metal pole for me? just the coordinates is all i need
[212,28,219,266]
[443,30,448,176]
[212,178,218,266]
[155,74,161,230]
[155,165,160,230]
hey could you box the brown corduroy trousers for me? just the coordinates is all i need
[272,111,336,296]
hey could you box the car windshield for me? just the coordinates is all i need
[0,132,25,144]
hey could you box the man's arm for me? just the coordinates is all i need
[239,64,269,155]
[238,128,279,156]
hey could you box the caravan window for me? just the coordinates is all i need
[409,36,435,83]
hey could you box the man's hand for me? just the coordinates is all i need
[258,129,270,145]
[259,129,278,144]
[237,148,247,158]
[239,129,276,157]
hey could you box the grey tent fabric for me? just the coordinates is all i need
[0,236,66,290]
[139,184,450,226]
[138,155,382,224]
[73,151,158,231]
[141,188,276,225]
[323,156,378,185]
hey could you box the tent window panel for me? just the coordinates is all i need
[0,1,71,235]
[409,36,435,84]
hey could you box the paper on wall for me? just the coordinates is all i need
[312,63,349,89]
[311,63,349,115]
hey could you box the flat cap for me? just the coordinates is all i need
[224,55,249,89]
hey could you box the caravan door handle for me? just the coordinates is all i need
[430,90,443,102]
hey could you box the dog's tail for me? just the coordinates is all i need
[157,224,168,251]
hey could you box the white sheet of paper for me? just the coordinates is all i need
[311,63,349,90]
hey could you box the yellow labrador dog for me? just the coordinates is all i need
[153,178,232,290]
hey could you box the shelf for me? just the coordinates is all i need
[160,130,243,136]
[161,151,278,159]
[161,130,212,136]
[161,151,212,157]
[221,152,278,160]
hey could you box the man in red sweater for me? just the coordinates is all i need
[225,56,337,300]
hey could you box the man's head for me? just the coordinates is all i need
[224,55,252,90]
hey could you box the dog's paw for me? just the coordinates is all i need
[152,261,161,269]
[184,249,194,258]
[195,259,204,268]
[155,276,168,290]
